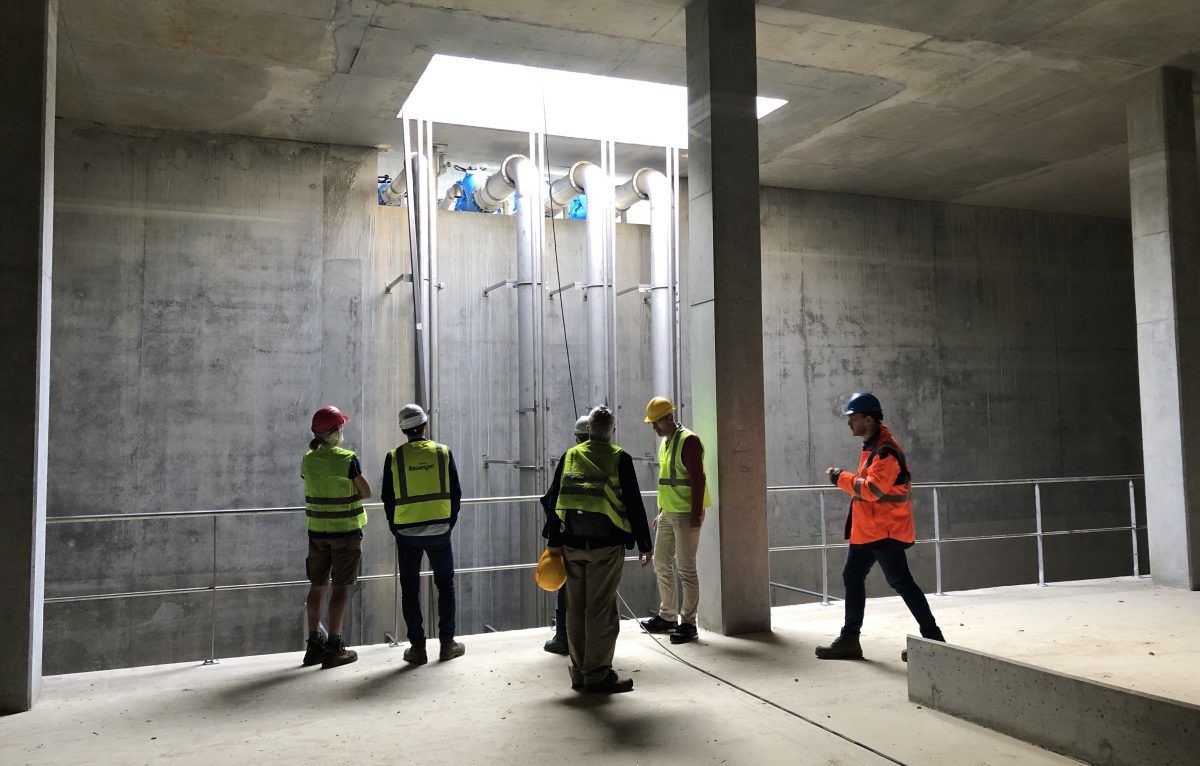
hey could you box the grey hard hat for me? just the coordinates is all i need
[573,415,590,436]
[398,403,429,430]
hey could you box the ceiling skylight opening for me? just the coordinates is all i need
[401,55,787,149]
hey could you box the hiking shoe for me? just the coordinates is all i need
[321,637,358,669]
[439,640,466,662]
[815,634,863,660]
[544,635,569,656]
[403,644,428,665]
[584,670,634,694]
[640,615,677,634]
[670,622,698,644]
[302,636,326,667]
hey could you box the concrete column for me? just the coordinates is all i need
[685,0,770,634]
[1127,66,1200,590]
[0,0,56,712]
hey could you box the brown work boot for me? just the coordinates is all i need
[439,640,465,661]
[320,636,358,669]
[815,634,863,660]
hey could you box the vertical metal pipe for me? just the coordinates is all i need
[573,161,612,407]
[606,142,618,417]
[933,487,943,596]
[1129,480,1140,577]
[670,147,682,412]
[510,155,540,498]
[1035,483,1045,587]
[426,122,440,433]
[205,515,218,665]
[641,170,673,400]
[819,492,829,605]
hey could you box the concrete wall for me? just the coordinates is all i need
[761,189,1145,606]
[43,122,1143,673]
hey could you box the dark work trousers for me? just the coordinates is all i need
[395,532,456,646]
[841,538,943,639]
[554,587,567,639]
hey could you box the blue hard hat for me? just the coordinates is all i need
[843,392,882,415]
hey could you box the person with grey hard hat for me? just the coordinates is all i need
[816,392,944,662]
[539,414,592,656]
[543,406,653,693]
[382,403,465,664]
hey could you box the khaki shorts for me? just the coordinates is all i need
[306,531,363,586]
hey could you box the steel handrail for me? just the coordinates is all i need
[44,474,1145,524]
[43,474,1147,664]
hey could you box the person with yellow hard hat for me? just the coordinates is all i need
[543,406,653,693]
[640,396,711,645]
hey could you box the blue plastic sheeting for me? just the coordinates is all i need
[568,194,587,220]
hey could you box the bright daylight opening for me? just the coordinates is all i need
[400,54,787,148]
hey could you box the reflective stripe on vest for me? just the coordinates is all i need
[845,430,914,545]
[391,440,452,526]
[555,441,632,533]
[302,446,367,533]
[657,426,711,513]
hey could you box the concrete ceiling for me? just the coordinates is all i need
[55,0,1200,218]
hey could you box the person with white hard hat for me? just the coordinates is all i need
[300,405,372,669]
[639,396,711,644]
[382,403,465,664]
[539,414,592,656]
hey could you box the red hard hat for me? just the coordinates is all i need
[311,405,349,434]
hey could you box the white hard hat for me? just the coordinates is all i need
[573,415,590,436]
[398,403,428,430]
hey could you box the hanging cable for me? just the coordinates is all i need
[614,591,909,766]
[542,92,579,419]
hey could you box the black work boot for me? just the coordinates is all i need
[815,634,863,660]
[640,615,677,634]
[584,670,634,694]
[403,643,428,665]
[670,622,698,645]
[302,636,326,667]
[544,634,569,655]
[439,640,466,661]
[321,636,358,669]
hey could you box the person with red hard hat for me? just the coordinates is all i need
[300,405,372,669]
[816,392,944,662]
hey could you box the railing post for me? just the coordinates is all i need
[1128,480,1140,578]
[1035,483,1046,587]
[204,515,219,665]
[933,487,943,596]
[391,544,401,646]
[819,492,829,606]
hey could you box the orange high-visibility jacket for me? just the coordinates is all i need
[834,425,915,545]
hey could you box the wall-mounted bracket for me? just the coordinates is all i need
[548,281,583,300]
[483,279,515,296]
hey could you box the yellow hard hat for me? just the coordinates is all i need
[535,547,566,592]
[644,396,675,423]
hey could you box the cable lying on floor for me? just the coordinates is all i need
[614,591,909,766]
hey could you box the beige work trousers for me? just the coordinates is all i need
[563,544,625,686]
[653,511,701,624]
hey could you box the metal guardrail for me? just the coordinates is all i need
[45,474,1145,664]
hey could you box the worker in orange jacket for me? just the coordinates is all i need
[816,392,944,662]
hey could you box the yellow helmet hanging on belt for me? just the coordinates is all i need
[535,547,567,592]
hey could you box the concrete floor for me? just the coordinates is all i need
[3,577,1193,765]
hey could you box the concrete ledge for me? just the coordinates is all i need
[906,637,1200,766]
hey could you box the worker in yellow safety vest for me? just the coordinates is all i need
[544,406,653,693]
[301,405,372,669]
[382,403,465,665]
[640,396,711,645]
[539,414,592,656]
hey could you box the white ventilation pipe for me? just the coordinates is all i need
[549,161,613,408]
[478,155,542,494]
[616,168,673,399]
[380,168,407,205]
[439,182,462,210]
